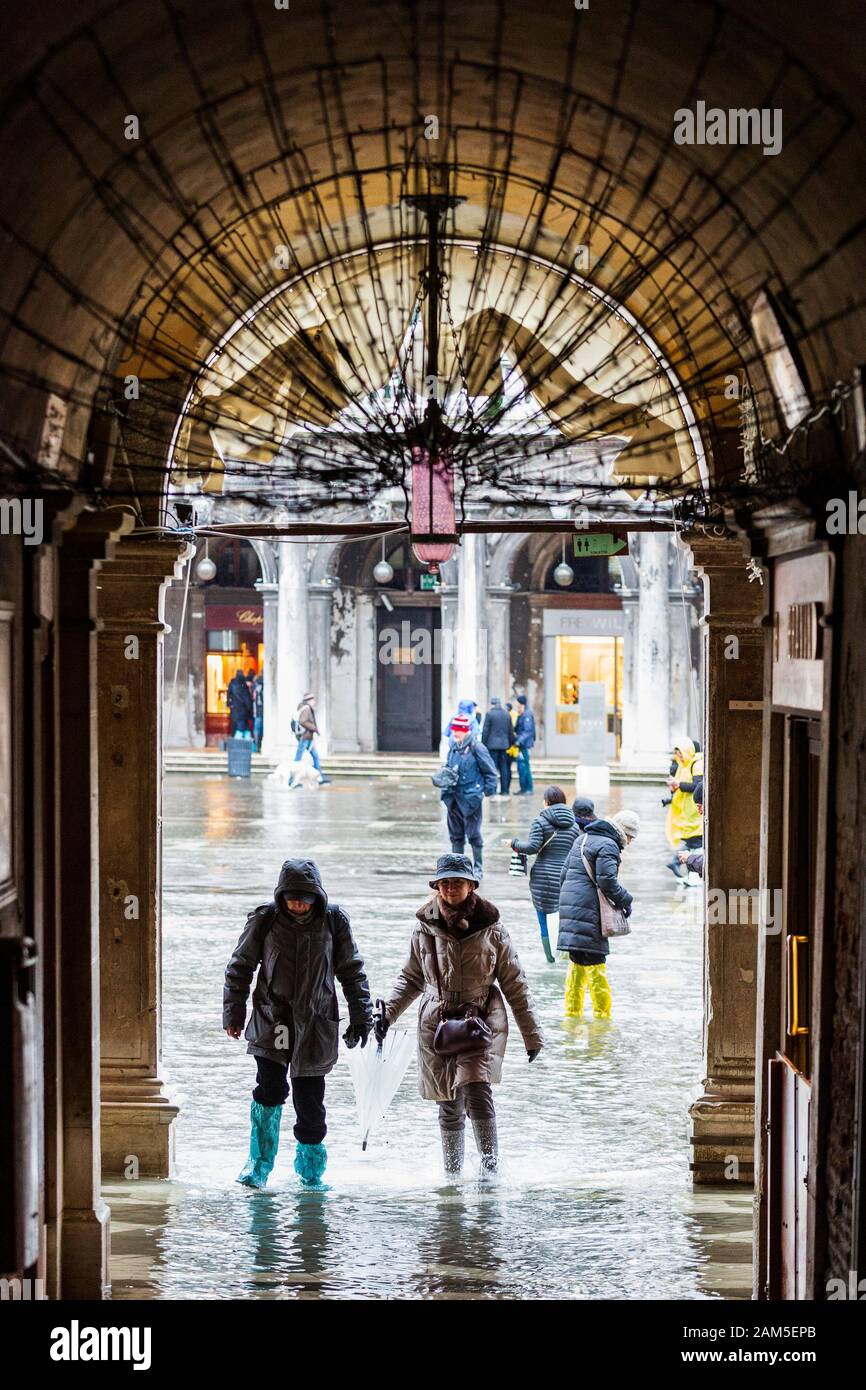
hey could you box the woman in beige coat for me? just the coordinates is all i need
[375,853,543,1176]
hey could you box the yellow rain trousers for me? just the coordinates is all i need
[665,740,704,847]
[564,962,612,1019]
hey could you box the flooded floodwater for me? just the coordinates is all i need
[108,773,751,1300]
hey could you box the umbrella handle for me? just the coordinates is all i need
[373,997,387,1053]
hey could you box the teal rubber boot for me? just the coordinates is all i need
[237,1100,282,1189]
[294,1141,328,1188]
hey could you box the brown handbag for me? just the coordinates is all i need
[428,929,493,1056]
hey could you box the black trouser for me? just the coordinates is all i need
[682,835,703,850]
[252,1057,327,1144]
[492,748,511,795]
[438,1081,496,1131]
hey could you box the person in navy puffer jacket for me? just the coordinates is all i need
[440,714,498,878]
[556,810,639,1018]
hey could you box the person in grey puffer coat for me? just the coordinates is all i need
[556,811,639,1019]
[510,785,580,964]
[223,858,372,1189]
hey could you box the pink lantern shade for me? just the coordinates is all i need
[411,446,456,567]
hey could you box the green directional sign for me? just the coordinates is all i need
[573,533,628,557]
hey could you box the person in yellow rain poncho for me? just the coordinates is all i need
[665,737,704,883]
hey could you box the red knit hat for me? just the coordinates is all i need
[451,714,471,735]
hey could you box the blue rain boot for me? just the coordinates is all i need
[294,1141,328,1188]
[237,1100,282,1189]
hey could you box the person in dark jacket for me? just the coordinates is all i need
[441,714,498,877]
[252,673,264,751]
[223,858,372,1189]
[227,669,253,737]
[481,697,514,795]
[514,693,536,794]
[557,810,639,1018]
[511,785,580,963]
[572,796,595,831]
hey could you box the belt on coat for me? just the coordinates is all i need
[424,986,490,1009]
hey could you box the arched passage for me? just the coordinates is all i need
[2,0,865,1305]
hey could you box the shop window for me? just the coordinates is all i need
[554,635,622,752]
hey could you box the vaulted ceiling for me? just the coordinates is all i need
[1,0,863,512]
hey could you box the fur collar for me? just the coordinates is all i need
[416,893,500,934]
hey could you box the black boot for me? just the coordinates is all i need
[471,846,484,881]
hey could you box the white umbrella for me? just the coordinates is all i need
[344,1018,414,1150]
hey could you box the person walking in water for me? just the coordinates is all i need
[557,810,639,1019]
[510,785,580,963]
[481,696,514,796]
[514,693,536,795]
[375,854,543,1178]
[223,858,372,1189]
[290,692,331,787]
[439,713,498,877]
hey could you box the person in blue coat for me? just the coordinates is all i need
[440,713,498,877]
[514,693,536,794]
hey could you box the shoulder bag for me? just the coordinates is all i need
[579,834,631,938]
[428,932,493,1056]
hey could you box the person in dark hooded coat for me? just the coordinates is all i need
[226,669,253,737]
[223,858,372,1189]
[510,785,580,964]
[557,810,639,1018]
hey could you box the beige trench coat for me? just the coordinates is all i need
[384,895,544,1101]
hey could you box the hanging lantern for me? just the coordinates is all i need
[411,446,456,569]
[373,537,394,585]
[553,537,574,587]
[196,539,216,582]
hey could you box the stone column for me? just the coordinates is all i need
[308,583,334,755]
[687,535,765,1185]
[455,532,488,713]
[96,536,187,1178]
[275,541,309,752]
[54,507,133,1299]
[618,588,639,761]
[356,594,377,751]
[632,531,671,766]
[485,588,512,705]
[257,579,279,755]
[439,570,459,752]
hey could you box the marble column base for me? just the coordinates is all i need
[60,1201,111,1300]
[101,1077,178,1178]
[689,1085,755,1185]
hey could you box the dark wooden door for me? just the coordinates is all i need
[376,606,440,752]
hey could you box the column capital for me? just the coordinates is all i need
[686,534,766,627]
[96,536,189,628]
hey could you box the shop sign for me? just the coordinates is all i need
[205,604,263,630]
[543,609,624,637]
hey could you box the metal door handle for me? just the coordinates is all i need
[787,934,809,1036]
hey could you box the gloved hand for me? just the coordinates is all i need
[373,1013,390,1044]
[527,1048,541,1063]
[343,1021,371,1049]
